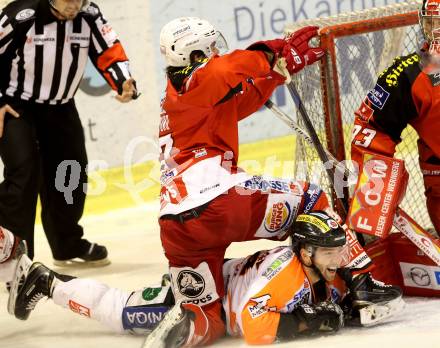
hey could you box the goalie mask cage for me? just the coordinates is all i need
[284,1,433,230]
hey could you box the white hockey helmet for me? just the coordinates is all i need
[420,0,440,43]
[159,17,228,67]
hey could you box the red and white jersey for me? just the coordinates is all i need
[222,246,346,345]
[159,50,285,216]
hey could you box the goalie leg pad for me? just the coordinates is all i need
[348,152,408,238]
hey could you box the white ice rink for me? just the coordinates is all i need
[1,202,440,348]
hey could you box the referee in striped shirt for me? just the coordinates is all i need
[0,0,138,265]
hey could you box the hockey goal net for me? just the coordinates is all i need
[284,1,434,230]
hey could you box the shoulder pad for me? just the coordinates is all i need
[81,2,101,18]
[378,52,421,88]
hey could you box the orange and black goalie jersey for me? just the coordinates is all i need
[351,52,440,166]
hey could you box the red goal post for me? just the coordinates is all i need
[283,1,433,229]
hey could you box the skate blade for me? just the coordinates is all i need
[141,301,184,348]
[7,254,33,316]
[53,257,111,268]
[359,296,406,327]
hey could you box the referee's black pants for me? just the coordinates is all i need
[0,98,89,259]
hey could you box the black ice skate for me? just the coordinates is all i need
[351,272,402,307]
[348,272,405,326]
[53,242,110,267]
[14,262,55,320]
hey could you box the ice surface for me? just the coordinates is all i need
[1,202,440,348]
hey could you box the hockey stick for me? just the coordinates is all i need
[265,99,440,266]
[285,82,351,215]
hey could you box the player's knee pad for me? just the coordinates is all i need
[169,262,220,307]
[122,278,174,334]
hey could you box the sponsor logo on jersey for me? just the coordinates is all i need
[428,72,440,87]
[177,270,205,298]
[240,176,291,193]
[160,169,176,184]
[381,54,420,87]
[186,293,213,305]
[367,84,390,110]
[356,99,375,122]
[349,252,370,269]
[67,36,90,43]
[247,303,268,319]
[262,249,293,280]
[16,9,35,21]
[303,184,321,213]
[410,266,431,286]
[30,36,56,43]
[192,148,207,159]
[286,286,310,312]
[142,287,162,301]
[248,294,273,319]
[68,300,91,317]
[264,201,292,233]
[199,183,220,194]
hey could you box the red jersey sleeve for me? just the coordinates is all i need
[179,50,284,108]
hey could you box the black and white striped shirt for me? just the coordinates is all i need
[0,0,132,105]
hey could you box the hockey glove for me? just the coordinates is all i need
[294,301,344,334]
[247,26,324,81]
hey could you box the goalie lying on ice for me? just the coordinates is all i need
[9,212,403,345]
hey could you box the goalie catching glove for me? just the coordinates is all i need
[247,26,325,82]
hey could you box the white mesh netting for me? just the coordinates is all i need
[283,1,433,229]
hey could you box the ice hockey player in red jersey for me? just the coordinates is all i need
[9,212,403,344]
[151,16,404,347]
[351,0,440,233]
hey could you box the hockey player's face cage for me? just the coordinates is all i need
[209,33,229,57]
[420,1,440,44]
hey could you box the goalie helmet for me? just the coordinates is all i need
[419,0,440,43]
[159,17,228,67]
